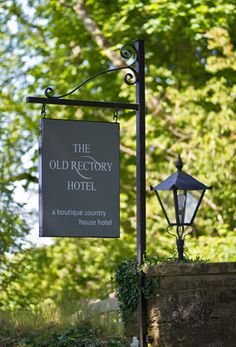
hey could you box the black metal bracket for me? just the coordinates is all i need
[26,42,138,111]
[26,39,147,347]
[26,97,138,110]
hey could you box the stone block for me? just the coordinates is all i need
[126,263,236,346]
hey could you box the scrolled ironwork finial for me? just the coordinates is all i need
[124,67,138,85]
[120,43,137,62]
[44,86,55,98]
[176,154,184,171]
[120,43,138,86]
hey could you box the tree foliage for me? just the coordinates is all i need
[0,0,236,309]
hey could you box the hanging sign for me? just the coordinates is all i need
[39,118,120,238]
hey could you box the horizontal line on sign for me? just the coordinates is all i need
[26,97,139,110]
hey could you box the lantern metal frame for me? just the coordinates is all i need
[151,155,212,260]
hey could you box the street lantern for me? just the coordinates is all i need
[150,155,211,261]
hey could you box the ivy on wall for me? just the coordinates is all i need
[114,258,159,325]
[114,256,209,325]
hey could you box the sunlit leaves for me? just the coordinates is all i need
[0,0,236,310]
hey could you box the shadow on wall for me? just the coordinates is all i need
[126,262,236,347]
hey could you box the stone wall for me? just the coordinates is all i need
[145,262,236,347]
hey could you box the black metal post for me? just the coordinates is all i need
[135,39,147,347]
[176,238,184,261]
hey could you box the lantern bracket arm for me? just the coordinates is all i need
[166,226,177,239]
[43,43,138,100]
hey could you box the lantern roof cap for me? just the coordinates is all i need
[152,170,210,191]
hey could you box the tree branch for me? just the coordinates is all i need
[120,144,136,156]
[74,0,123,67]
[2,173,38,184]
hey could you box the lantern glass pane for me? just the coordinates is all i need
[158,190,176,224]
[184,191,200,223]
[177,190,186,224]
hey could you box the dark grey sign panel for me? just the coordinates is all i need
[39,118,120,237]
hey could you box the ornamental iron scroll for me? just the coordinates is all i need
[44,42,138,100]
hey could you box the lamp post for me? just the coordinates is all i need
[151,155,211,261]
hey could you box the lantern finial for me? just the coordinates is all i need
[176,154,184,171]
